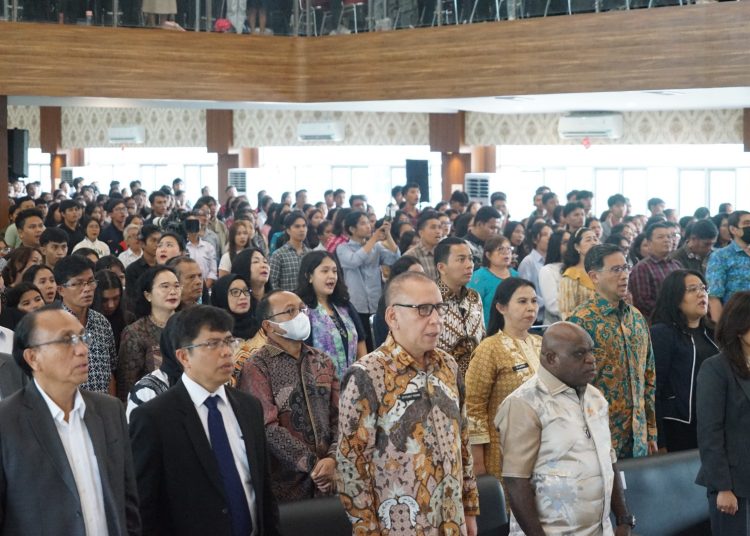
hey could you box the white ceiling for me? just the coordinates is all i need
[9,86,750,114]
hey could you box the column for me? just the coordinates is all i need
[0,96,8,229]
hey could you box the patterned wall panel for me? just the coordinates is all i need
[233,110,430,147]
[7,106,41,148]
[466,109,743,146]
[61,107,207,148]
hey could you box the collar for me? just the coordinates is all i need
[416,243,435,255]
[730,240,750,254]
[260,341,311,360]
[537,366,571,396]
[181,373,229,410]
[61,302,90,326]
[593,294,628,316]
[437,278,468,301]
[562,265,596,290]
[677,245,702,260]
[35,379,85,423]
[646,254,673,264]
[384,334,444,374]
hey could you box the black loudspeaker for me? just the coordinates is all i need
[8,129,29,180]
[405,159,429,203]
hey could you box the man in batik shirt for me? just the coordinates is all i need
[496,322,635,535]
[336,271,479,535]
[435,237,485,377]
[569,244,658,459]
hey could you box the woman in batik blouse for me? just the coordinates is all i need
[465,277,542,482]
[559,227,600,320]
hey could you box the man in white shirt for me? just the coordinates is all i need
[118,223,144,269]
[184,215,217,289]
[0,305,140,535]
[129,305,281,536]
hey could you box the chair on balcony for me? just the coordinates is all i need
[431,0,459,24]
[338,0,367,32]
[294,0,332,35]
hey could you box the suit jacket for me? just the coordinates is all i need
[0,381,141,535]
[696,353,750,497]
[129,379,281,536]
[0,353,26,400]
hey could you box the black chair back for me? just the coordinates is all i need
[476,474,509,536]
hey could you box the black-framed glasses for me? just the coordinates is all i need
[63,279,98,290]
[28,332,92,349]
[228,288,252,298]
[182,336,242,352]
[267,305,308,320]
[393,303,449,317]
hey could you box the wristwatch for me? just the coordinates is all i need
[616,514,636,528]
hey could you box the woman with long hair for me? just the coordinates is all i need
[116,266,180,401]
[537,229,570,325]
[325,208,352,254]
[468,235,519,328]
[296,251,366,377]
[44,202,61,228]
[503,221,525,267]
[22,264,57,304]
[558,227,600,320]
[696,291,750,535]
[92,269,131,350]
[651,269,716,452]
[154,232,186,265]
[712,213,731,250]
[219,221,251,278]
[0,282,45,330]
[305,208,325,249]
[231,247,272,302]
[465,277,541,482]
[1,247,42,287]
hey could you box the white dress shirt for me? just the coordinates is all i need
[118,248,143,269]
[0,327,13,354]
[35,380,109,536]
[186,238,218,282]
[181,373,258,534]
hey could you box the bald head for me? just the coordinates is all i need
[541,322,597,388]
[385,271,435,307]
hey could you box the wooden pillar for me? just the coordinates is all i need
[0,96,8,229]
[238,147,259,168]
[744,109,750,152]
[66,148,84,167]
[40,106,63,188]
[441,153,471,202]
[430,112,470,201]
[206,109,234,204]
[471,145,496,173]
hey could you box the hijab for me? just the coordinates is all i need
[211,274,258,340]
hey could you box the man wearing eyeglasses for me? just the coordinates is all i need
[129,305,282,536]
[568,244,657,460]
[337,270,479,535]
[54,256,117,395]
[0,305,141,535]
[239,290,340,502]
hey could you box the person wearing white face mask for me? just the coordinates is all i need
[238,289,340,502]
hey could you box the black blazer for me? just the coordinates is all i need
[0,381,141,535]
[129,379,281,536]
[695,353,750,498]
[0,353,27,400]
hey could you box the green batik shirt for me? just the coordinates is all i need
[568,295,657,458]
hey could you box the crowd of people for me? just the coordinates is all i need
[0,175,748,535]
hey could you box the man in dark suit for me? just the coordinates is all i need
[129,305,281,536]
[0,305,140,535]
[0,352,27,400]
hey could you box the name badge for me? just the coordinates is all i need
[512,363,530,372]
[398,392,423,402]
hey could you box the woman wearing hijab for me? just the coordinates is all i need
[126,311,185,421]
[211,274,257,340]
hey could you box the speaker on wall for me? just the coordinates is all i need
[405,159,429,203]
[8,129,29,180]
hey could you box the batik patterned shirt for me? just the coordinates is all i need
[62,304,117,394]
[239,342,339,502]
[558,266,597,321]
[568,295,657,458]
[437,280,485,378]
[496,366,616,536]
[706,240,750,304]
[336,334,479,535]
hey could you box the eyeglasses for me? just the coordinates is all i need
[685,284,709,294]
[182,336,242,352]
[228,288,252,298]
[267,305,308,320]
[393,303,450,317]
[156,283,183,292]
[495,246,514,253]
[63,279,98,290]
[597,264,632,275]
[28,332,92,349]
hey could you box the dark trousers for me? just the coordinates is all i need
[358,312,374,353]
[708,492,750,536]
[663,419,698,452]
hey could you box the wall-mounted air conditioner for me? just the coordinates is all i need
[465,173,492,205]
[60,167,89,186]
[297,121,344,142]
[108,125,146,145]
[558,112,623,140]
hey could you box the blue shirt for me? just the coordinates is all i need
[518,249,545,322]
[467,266,518,328]
[336,240,400,314]
[706,241,750,303]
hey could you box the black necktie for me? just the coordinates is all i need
[204,395,253,536]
